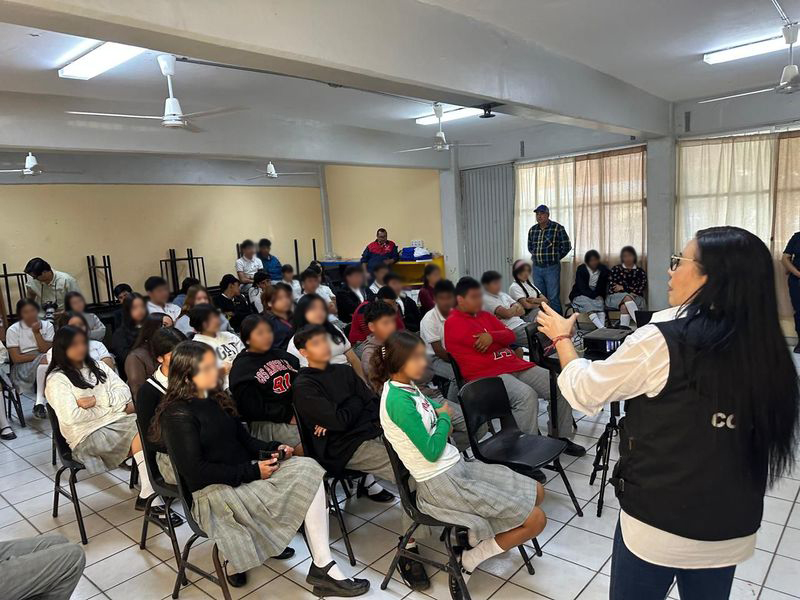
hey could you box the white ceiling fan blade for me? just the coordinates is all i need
[66,111,163,120]
[396,146,435,153]
[179,122,205,133]
[42,169,84,175]
[277,172,317,176]
[453,142,491,147]
[180,106,244,119]
[697,88,775,104]
[0,168,23,173]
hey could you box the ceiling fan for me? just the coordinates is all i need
[397,103,490,153]
[65,54,241,131]
[246,161,317,180]
[0,152,82,177]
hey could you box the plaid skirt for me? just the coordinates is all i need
[249,421,301,449]
[416,459,537,543]
[606,292,646,311]
[155,451,177,486]
[571,295,606,314]
[72,414,138,474]
[191,456,324,573]
[10,355,45,394]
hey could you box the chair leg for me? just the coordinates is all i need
[11,387,25,427]
[51,437,57,466]
[53,466,67,517]
[212,544,233,600]
[162,498,183,567]
[444,526,472,600]
[68,469,88,544]
[172,533,199,598]
[517,544,535,575]
[129,457,139,489]
[328,480,356,566]
[139,494,156,549]
[554,458,584,517]
[532,537,543,557]
[380,523,418,591]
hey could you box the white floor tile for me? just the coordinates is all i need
[788,503,800,529]
[1,476,55,503]
[423,565,504,600]
[543,525,612,570]
[242,575,318,599]
[81,527,136,567]
[0,505,23,527]
[777,526,800,560]
[767,478,800,502]
[331,522,401,566]
[735,548,773,585]
[567,502,618,538]
[196,562,279,599]
[488,582,551,600]
[85,545,163,592]
[511,552,595,600]
[756,521,786,553]
[545,471,601,503]
[576,573,610,600]
[70,576,103,600]
[264,531,311,574]
[759,587,800,599]
[0,518,39,540]
[763,496,794,525]
[0,466,42,491]
[764,554,800,596]
[538,490,587,523]
[729,578,761,599]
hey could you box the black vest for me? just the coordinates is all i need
[611,318,767,541]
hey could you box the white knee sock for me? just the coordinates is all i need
[624,300,638,322]
[0,406,10,431]
[304,481,346,580]
[363,473,385,495]
[35,364,48,406]
[619,314,631,327]
[134,451,155,500]
[461,538,503,573]
[589,313,605,329]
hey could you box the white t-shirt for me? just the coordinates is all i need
[0,340,8,365]
[483,291,525,330]
[419,306,447,356]
[508,280,542,302]
[249,286,265,313]
[287,326,351,367]
[6,320,55,354]
[235,255,262,278]
[288,279,302,300]
[193,331,245,389]
[146,301,181,324]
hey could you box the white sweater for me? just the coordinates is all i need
[45,361,132,448]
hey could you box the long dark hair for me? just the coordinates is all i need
[511,260,541,299]
[132,313,167,352]
[368,330,424,393]
[292,294,345,344]
[63,291,87,313]
[681,226,798,483]
[262,282,293,319]
[240,314,272,348]
[55,310,89,332]
[121,292,148,329]
[422,264,440,288]
[148,341,238,443]
[46,326,107,389]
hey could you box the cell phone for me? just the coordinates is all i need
[259,448,286,462]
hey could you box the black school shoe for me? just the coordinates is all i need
[356,479,395,503]
[134,497,185,528]
[273,547,295,560]
[33,404,47,419]
[0,427,16,440]
[398,541,431,591]
[226,570,247,587]
[306,561,370,597]
[561,439,587,457]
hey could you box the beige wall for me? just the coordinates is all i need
[0,184,324,300]
[325,165,442,260]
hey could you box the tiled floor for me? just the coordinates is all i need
[1,395,799,599]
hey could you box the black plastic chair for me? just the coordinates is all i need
[163,439,232,600]
[448,354,467,391]
[46,405,89,544]
[459,377,584,518]
[1,369,26,427]
[379,436,537,599]
[293,407,361,566]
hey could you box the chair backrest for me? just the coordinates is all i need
[163,436,207,538]
[458,377,520,454]
[447,354,467,390]
[380,435,428,523]
[292,406,331,473]
[45,405,72,458]
[525,322,548,364]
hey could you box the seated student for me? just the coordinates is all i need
[171,277,200,308]
[190,305,245,389]
[569,249,610,329]
[45,325,157,509]
[261,283,294,351]
[367,263,390,300]
[214,274,254,331]
[257,238,283,282]
[606,245,647,328]
[144,276,181,323]
[335,265,367,324]
[375,331,546,591]
[236,239,262,287]
[175,285,233,335]
[24,257,80,314]
[6,299,54,417]
[112,283,133,329]
[360,228,400,274]
[509,260,545,323]
[230,315,302,452]
[280,264,302,301]
[348,286,405,346]
[125,313,169,398]
[110,293,148,379]
[444,277,584,456]
[300,269,339,320]
[418,264,442,315]
[153,341,368,595]
[385,273,422,332]
[481,270,528,348]
[249,271,271,313]
[419,280,459,403]
[1,534,86,600]
[63,291,106,341]
[287,295,365,378]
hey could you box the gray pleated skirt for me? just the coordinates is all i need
[571,295,606,313]
[191,456,324,573]
[416,459,537,543]
[72,414,138,474]
[155,451,177,486]
[10,354,45,394]
[606,292,646,311]
[249,421,301,449]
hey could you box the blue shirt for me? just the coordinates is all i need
[259,254,283,281]
[784,232,800,278]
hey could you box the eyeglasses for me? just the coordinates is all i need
[670,254,697,271]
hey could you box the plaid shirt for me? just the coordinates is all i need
[527,221,571,267]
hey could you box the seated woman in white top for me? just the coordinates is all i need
[374,331,545,591]
[189,304,244,389]
[45,325,157,508]
[508,260,545,323]
[175,285,233,335]
[6,300,54,404]
[481,270,528,348]
[287,294,365,380]
[63,291,106,341]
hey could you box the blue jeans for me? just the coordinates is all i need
[533,263,562,314]
[610,521,735,600]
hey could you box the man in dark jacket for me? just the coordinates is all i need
[568,249,610,329]
[360,228,399,274]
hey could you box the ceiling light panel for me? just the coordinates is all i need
[58,41,146,80]
[416,107,483,125]
[703,36,786,65]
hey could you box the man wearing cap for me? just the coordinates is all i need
[527,205,571,314]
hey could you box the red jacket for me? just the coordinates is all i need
[348,300,405,344]
[443,308,533,381]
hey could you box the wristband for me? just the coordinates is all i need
[544,335,572,354]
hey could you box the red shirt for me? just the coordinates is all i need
[443,308,534,381]
[348,300,405,344]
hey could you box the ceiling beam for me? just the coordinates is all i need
[0,0,671,136]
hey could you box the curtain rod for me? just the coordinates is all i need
[514,142,646,166]
[679,121,800,142]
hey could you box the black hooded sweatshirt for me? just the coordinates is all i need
[229,348,300,425]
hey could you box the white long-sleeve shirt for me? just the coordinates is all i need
[558,306,756,569]
[45,361,132,448]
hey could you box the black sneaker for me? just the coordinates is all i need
[33,404,47,419]
[561,439,587,457]
[398,542,430,591]
[306,561,370,597]
[226,570,247,588]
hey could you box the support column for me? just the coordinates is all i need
[646,136,676,310]
[318,165,338,259]
[439,148,465,280]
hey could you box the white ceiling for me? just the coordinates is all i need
[419,0,800,101]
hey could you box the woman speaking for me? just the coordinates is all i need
[536,226,798,600]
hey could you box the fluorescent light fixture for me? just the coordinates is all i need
[416,106,483,125]
[54,38,101,67]
[703,36,785,65]
[58,41,146,80]
[698,88,775,104]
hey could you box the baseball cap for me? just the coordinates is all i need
[534,205,550,214]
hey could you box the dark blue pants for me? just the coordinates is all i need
[789,276,800,338]
[610,521,735,600]
[533,263,562,314]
